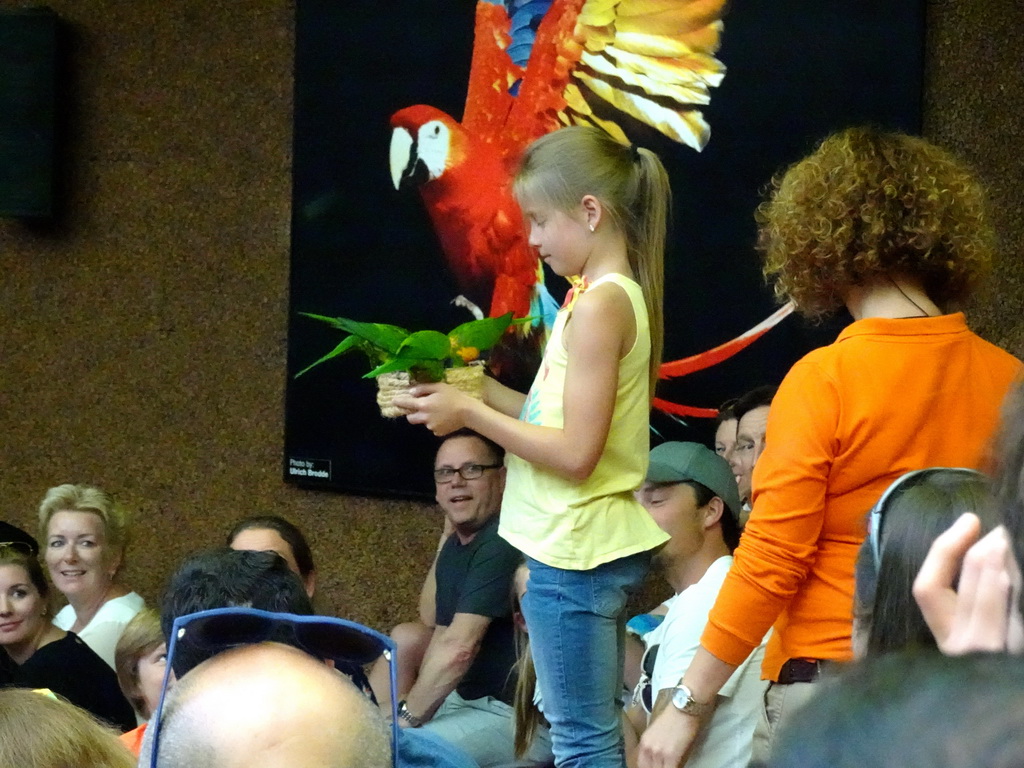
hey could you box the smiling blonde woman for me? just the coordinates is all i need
[38,484,144,669]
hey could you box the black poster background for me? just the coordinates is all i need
[285,1,925,498]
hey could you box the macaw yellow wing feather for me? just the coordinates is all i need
[578,2,617,26]
[615,0,725,32]
[577,72,711,150]
[571,0,727,151]
[580,50,713,105]
[559,82,627,142]
[606,46,725,89]
[616,0,713,15]
[612,29,720,58]
[495,0,727,158]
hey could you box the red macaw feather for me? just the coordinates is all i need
[653,303,796,418]
[660,303,796,379]
[462,2,522,143]
[651,399,720,419]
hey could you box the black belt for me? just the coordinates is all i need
[777,658,831,684]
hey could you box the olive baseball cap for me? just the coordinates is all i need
[646,441,741,521]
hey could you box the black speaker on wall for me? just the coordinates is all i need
[0,6,58,219]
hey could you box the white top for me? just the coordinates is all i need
[53,591,145,669]
[648,557,769,768]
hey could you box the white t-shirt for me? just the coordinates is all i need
[54,591,145,669]
[647,557,769,768]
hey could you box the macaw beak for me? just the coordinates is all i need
[389,127,428,190]
[389,127,412,189]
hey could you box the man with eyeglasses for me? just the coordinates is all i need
[385,429,540,766]
[625,442,769,768]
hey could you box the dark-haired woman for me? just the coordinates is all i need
[228,515,317,598]
[0,541,136,731]
[853,468,997,656]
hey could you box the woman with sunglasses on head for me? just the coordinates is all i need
[912,381,1024,657]
[639,127,1024,768]
[852,468,997,657]
[39,484,144,670]
[0,529,136,732]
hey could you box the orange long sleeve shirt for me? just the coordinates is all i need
[702,313,1023,680]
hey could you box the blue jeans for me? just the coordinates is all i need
[523,552,652,768]
[421,690,553,767]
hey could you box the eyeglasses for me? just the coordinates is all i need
[148,607,398,767]
[867,467,983,570]
[433,462,501,483]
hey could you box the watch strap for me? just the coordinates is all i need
[397,699,424,727]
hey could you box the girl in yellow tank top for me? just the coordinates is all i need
[400,126,671,768]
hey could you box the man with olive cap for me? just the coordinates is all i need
[625,442,769,768]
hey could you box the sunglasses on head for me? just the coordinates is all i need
[867,467,984,570]
[0,540,37,557]
[148,607,398,768]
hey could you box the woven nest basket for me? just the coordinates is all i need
[375,364,486,418]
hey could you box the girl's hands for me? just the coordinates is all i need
[394,382,473,436]
[913,514,1024,655]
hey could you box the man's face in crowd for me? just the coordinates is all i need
[434,435,505,536]
[639,482,707,574]
[715,418,737,462]
[730,405,770,503]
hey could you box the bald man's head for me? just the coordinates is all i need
[142,643,391,768]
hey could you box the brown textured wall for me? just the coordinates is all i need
[1,1,1021,632]
[925,0,1024,354]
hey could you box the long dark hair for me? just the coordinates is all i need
[226,515,315,581]
[855,468,994,656]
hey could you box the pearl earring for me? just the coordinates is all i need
[589,223,595,232]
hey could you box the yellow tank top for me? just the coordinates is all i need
[498,273,670,569]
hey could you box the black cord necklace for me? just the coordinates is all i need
[889,276,933,318]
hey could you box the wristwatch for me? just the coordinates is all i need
[397,700,424,727]
[671,683,713,717]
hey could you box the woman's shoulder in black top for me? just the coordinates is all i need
[9,631,136,732]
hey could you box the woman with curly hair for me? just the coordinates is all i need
[638,126,1023,768]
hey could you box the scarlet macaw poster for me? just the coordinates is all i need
[285,0,924,497]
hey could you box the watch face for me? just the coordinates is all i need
[672,684,693,710]
[672,684,710,716]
